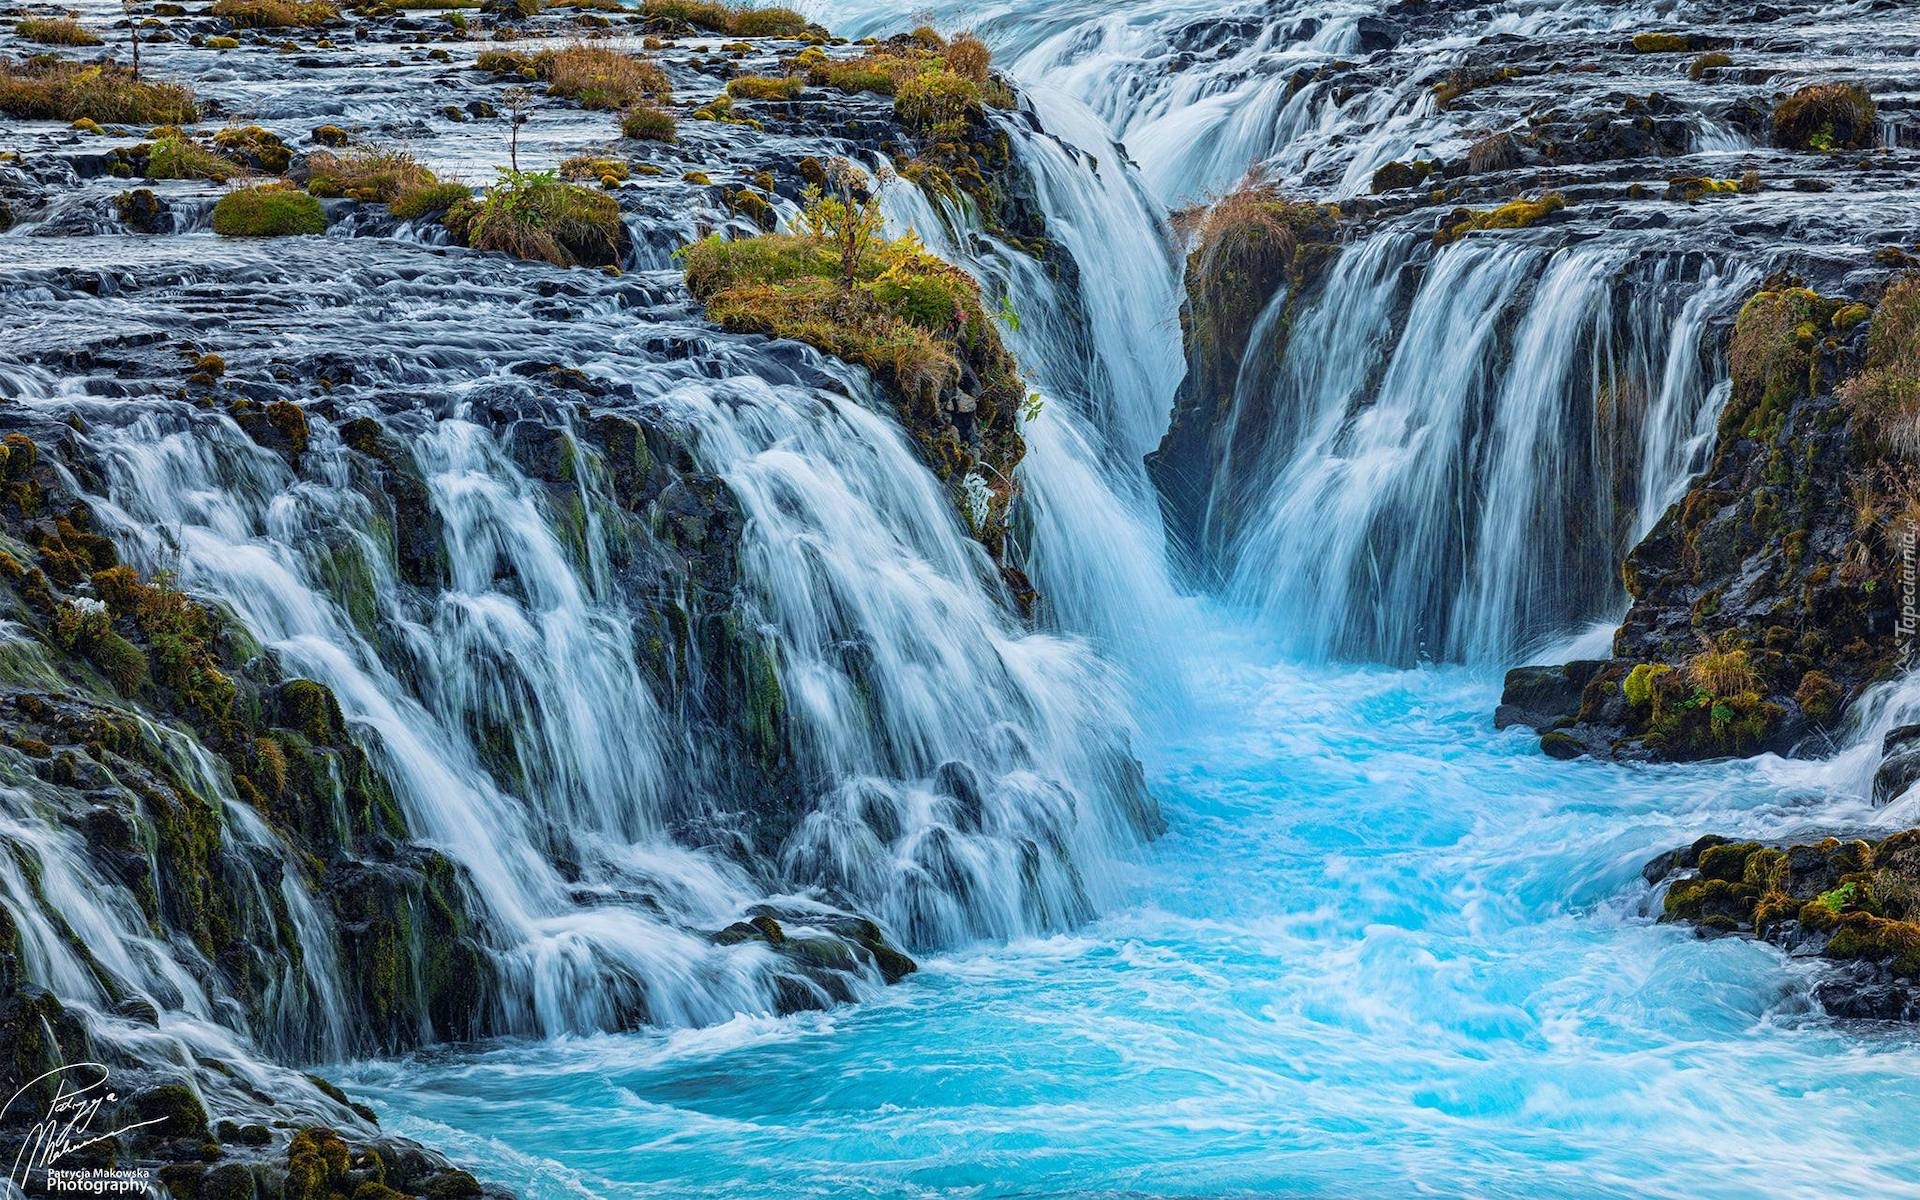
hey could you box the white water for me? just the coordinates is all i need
[4,0,1918,1194]
[1212,236,1756,665]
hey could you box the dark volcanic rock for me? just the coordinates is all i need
[1872,724,1920,804]
[1494,660,1607,730]
[1501,275,1907,762]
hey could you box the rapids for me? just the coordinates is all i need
[343,656,1920,1199]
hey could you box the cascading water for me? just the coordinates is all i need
[0,230,1158,1065]
[1206,234,1757,665]
[6,0,1920,1195]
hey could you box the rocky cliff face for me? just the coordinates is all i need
[1500,275,1916,761]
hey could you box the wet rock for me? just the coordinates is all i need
[114,188,169,234]
[1495,661,1606,731]
[1872,724,1920,804]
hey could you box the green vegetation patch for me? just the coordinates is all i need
[209,0,341,28]
[1432,193,1565,245]
[447,169,624,268]
[638,1,810,36]
[1771,82,1877,151]
[212,184,328,237]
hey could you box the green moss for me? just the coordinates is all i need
[1630,32,1692,52]
[1697,840,1762,882]
[279,678,345,743]
[388,181,472,219]
[1433,193,1566,245]
[212,185,327,237]
[727,74,804,100]
[1688,51,1732,80]
[211,125,293,173]
[286,1128,351,1200]
[1664,876,1755,921]
[125,1084,211,1141]
[1621,662,1670,707]
[1664,175,1742,202]
[1369,158,1436,194]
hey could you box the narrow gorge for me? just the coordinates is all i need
[1,0,1918,1197]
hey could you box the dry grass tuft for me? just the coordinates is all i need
[15,17,103,46]
[305,145,436,202]
[544,43,670,109]
[0,57,197,124]
[209,0,340,27]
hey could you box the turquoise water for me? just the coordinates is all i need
[342,659,1920,1198]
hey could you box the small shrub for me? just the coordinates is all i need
[725,74,803,100]
[1172,169,1337,363]
[460,168,624,267]
[942,33,990,84]
[1772,83,1877,151]
[305,145,435,202]
[1687,645,1760,698]
[0,58,198,124]
[147,136,242,182]
[894,69,979,138]
[1839,276,1920,454]
[209,0,340,27]
[15,17,103,46]
[544,43,669,109]
[212,183,327,236]
[619,103,675,141]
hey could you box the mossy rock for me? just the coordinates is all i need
[212,185,327,237]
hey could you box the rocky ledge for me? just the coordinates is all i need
[1500,272,1916,762]
[1648,830,1920,1021]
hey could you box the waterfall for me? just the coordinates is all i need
[0,228,1157,1062]
[1205,233,1756,665]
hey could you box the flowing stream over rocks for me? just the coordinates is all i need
[4,0,1920,1196]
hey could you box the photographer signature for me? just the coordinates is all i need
[3,1064,167,1193]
